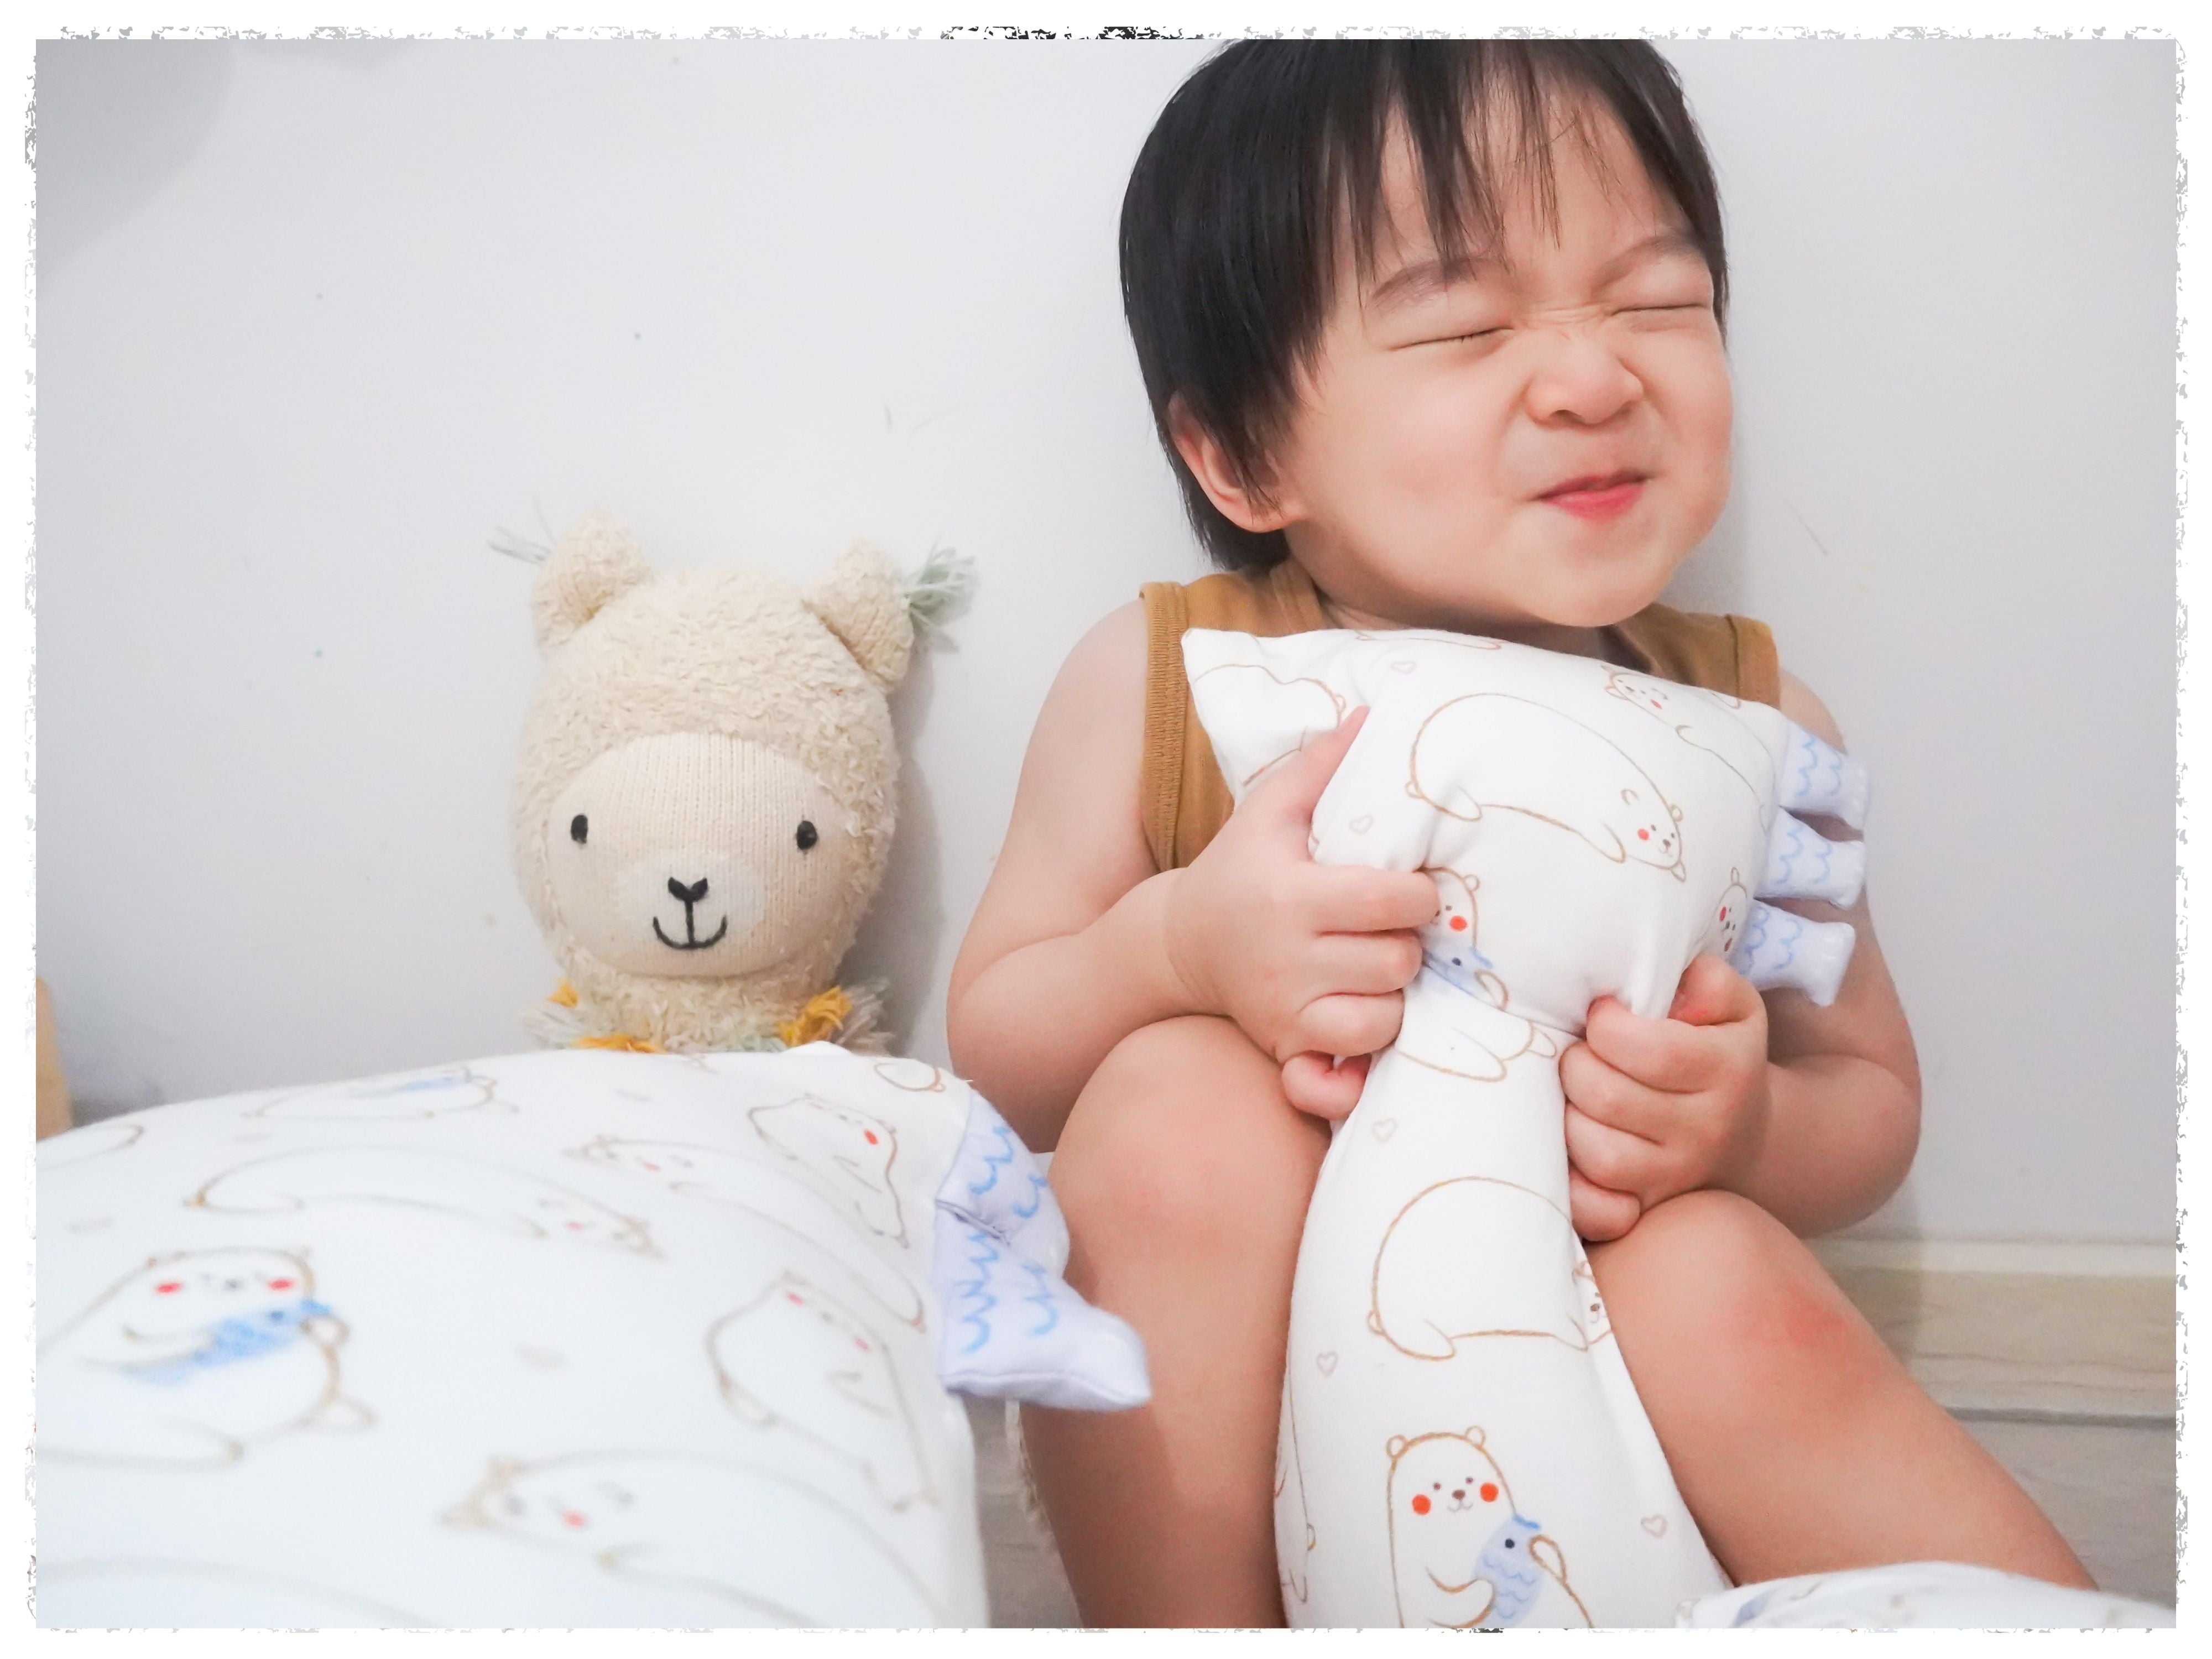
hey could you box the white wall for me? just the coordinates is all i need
[34,39,2174,1243]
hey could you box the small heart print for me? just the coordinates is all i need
[1391,659,1417,673]
[1349,815,1375,834]
[1371,1118,1397,1142]
[1641,1515,1668,1538]
[1316,1352,1338,1376]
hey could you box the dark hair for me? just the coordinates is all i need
[1119,41,1728,572]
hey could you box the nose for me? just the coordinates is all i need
[1451,1488,1466,1500]
[668,876,709,905]
[1525,331,1643,427]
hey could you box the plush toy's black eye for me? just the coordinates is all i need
[795,820,818,852]
[570,814,589,844]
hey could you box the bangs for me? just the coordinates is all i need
[1120,41,1728,572]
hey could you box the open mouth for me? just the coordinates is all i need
[1537,469,1648,521]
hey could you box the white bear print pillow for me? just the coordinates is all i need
[36,1044,1146,1629]
[1185,626,1865,1629]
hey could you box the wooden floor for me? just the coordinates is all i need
[968,1261,2179,1626]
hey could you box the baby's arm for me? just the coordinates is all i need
[947,603,1434,1151]
[1738,671,1922,1230]
[946,603,1186,1150]
[1561,672,1921,1239]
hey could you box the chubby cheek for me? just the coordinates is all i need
[1639,331,1734,535]
[1310,371,1523,586]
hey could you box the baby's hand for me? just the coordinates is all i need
[1561,954,1771,1241]
[1162,707,1437,1119]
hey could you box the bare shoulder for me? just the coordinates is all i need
[1047,597,1149,724]
[950,598,1156,990]
[1776,669,1846,750]
[1022,599,1150,810]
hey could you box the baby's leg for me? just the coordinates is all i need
[1022,1014,1327,1627]
[1590,1191,2093,1589]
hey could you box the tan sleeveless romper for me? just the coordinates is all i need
[1138,559,1781,873]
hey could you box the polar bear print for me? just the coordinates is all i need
[1394,972,1556,1086]
[1605,669,1782,828]
[1370,1178,1604,1356]
[39,1248,368,1465]
[1353,628,1503,653]
[1385,1429,1589,1629]
[749,1095,906,1244]
[192,1148,655,1254]
[1191,662,1347,786]
[35,1559,429,1628]
[1407,693,1687,878]
[708,1272,931,1509]
[1417,869,1498,994]
[1275,1375,1318,1610]
[243,1063,511,1121]
[871,1057,948,1093]
[441,1450,940,1627]
[39,1119,145,1172]
[568,1136,924,1326]
[1571,1256,1612,1347]
[1706,869,1753,958]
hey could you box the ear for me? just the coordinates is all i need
[1670,804,1684,822]
[533,511,653,654]
[1386,1436,1409,1460]
[1168,394,1297,534]
[804,542,915,689]
[1465,1425,1486,1447]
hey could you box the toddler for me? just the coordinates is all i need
[946,40,2089,1626]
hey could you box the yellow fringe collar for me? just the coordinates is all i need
[544,980,853,1053]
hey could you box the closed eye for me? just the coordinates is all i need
[1425,326,1507,348]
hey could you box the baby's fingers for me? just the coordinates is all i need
[1292,992,1403,1062]
[1563,1101,1667,1198]
[1305,864,1440,934]
[1559,1039,1675,1140]
[1245,705,1369,831]
[1311,930,1425,995]
[1568,1167,1642,1243]
[1282,1051,1369,1121]
[1584,995,1733,1094]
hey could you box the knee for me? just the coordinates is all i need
[1595,1191,1882,1413]
[1049,1016,1322,1257]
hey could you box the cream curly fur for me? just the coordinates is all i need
[512,511,921,1051]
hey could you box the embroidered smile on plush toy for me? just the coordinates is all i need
[510,512,967,1055]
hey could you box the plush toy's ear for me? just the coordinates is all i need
[1386,1436,1409,1460]
[804,542,915,689]
[1465,1425,1486,1448]
[533,511,653,654]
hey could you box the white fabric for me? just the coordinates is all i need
[933,1092,1151,1412]
[1185,627,1865,1628]
[35,1045,1144,1628]
[1681,1562,2173,1629]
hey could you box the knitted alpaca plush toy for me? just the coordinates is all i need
[1185,625,1868,1629]
[511,510,959,1055]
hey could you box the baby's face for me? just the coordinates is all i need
[1254,101,1732,633]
